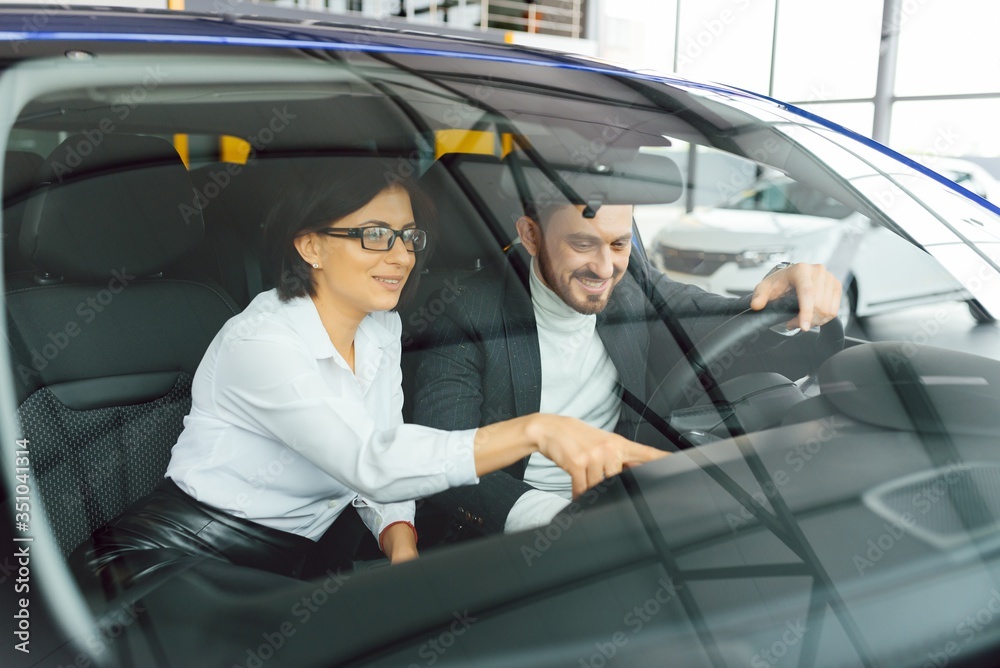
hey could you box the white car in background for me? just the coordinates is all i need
[915,156,1000,202]
[647,157,999,326]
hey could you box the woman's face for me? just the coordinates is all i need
[305,185,417,321]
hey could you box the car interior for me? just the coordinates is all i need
[6,51,1000,666]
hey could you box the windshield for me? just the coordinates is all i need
[4,46,1000,668]
[719,176,855,220]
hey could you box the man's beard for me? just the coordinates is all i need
[536,242,618,315]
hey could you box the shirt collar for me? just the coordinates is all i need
[283,293,397,360]
[357,312,398,350]
[284,294,336,359]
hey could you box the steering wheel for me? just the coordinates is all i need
[635,302,845,438]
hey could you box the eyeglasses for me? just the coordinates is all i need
[319,226,428,252]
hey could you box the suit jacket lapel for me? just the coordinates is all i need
[501,256,543,416]
[597,274,649,400]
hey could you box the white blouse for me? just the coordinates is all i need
[166,289,478,542]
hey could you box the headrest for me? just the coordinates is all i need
[20,135,203,280]
[500,151,684,209]
[416,154,515,269]
[3,151,44,272]
[425,153,516,222]
[3,151,43,202]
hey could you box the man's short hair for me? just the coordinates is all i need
[522,197,573,228]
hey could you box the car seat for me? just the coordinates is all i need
[398,154,515,423]
[3,150,44,274]
[188,159,273,308]
[5,134,238,556]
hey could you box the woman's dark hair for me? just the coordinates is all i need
[263,157,434,309]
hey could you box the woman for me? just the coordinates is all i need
[74,160,664,587]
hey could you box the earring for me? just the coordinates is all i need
[312,263,320,269]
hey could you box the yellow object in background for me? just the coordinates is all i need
[173,134,189,168]
[501,133,528,158]
[220,135,252,164]
[434,130,496,160]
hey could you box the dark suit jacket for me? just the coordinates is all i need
[412,251,751,537]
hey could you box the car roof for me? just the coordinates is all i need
[0,5,626,71]
[0,4,778,103]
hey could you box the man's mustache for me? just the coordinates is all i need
[572,269,621,282]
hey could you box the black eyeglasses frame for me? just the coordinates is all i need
[319,226,427,252]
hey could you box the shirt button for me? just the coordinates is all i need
[328,500,338,508]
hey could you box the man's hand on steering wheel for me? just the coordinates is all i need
[749,262,842,332]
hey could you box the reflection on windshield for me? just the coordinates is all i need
[723,178,853,220]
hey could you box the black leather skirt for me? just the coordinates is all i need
[71,478,352,594]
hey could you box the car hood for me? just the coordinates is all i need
[653,208,846,253]
[661,208,839,250]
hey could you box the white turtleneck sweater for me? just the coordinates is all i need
[504,259,621,533]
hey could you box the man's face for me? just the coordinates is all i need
[532,204,633,315]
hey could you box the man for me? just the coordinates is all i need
[412,199,841,538]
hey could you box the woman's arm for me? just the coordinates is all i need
[474,414,666,499]
[379,521,419,564]
[215,338,665,504]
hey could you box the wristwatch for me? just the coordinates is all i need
[764,261,792,278]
